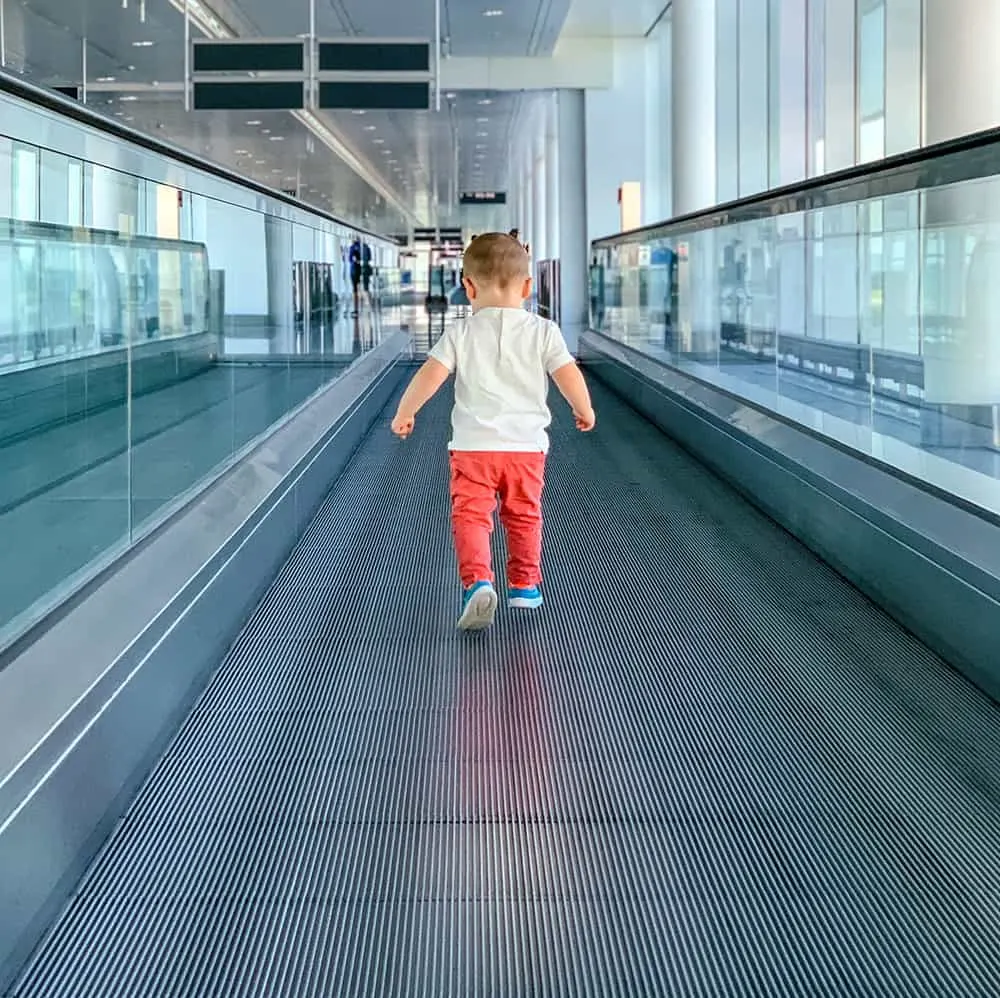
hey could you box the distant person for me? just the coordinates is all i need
[349,237,373,314]
[391,233,596,630]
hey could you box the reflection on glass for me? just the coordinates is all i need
[0,131,397,647]
[592,172,1000,518]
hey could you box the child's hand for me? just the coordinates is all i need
[391,413,415,438]
[574,407,596,432]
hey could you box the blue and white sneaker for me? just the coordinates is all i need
[457,581,498,630]
[508,586,543,609]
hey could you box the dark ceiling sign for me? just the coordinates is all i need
[316,38,431,111]
[318,81,429,110]
[190,38,308,110]
[413,227,463,244]
[192,81,305,111]
[188,37,431,112]
[192,40,305,74]
[318,41,430,74]
[460,191,507,205]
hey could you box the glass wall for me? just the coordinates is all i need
[0,125,398,648]
[709,0,926,200]
[591,139,1000,521]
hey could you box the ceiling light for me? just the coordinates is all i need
[261,128,270,134]
[120,95,138,102]
[373,138,384,145]
[271,169,281,174]
[246,119,261,125]
[132,40,155,47]
[477,132,488,137]
[352,110,366,115]
[97,76,116,82]
[483,8,503,15]
[477,117,488,123]
[255,159,265,165]
[478,99,492,106]
[234,149,249,155]
[364,125,376,131]
[269,135,284,141]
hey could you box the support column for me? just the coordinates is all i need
[671,0,717,215]
[921,0,1000,442]
[556,89,587,349]
[264,215,293,343]
[545,94,559,261]
[531,130,545,263]
[522,144,534,251]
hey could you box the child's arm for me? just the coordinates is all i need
[551,362,596,432]
[391,358,451,438]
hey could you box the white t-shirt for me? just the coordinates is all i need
[429,307,575,453]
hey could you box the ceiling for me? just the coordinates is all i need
[1,0,627,234]
[561,0,667,38]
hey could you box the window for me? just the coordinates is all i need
[857,0,885,163]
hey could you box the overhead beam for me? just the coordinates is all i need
[438,39,615,91]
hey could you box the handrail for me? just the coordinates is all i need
[593,121,1000,246]
[0,69,393,246]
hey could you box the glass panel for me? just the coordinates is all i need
[0,120,398,648]
[858,1,886,120]
[0,216,130,636]
[13,146,39,221]
[806,0,826,177]
[591,168,1000,521]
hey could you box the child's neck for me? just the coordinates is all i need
[472,298,524,312]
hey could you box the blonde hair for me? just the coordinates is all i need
[463,233,530,289]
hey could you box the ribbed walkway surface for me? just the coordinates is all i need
[10,383,1000,996]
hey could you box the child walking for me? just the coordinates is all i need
[391,233,596,630]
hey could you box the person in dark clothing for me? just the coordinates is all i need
[349,237,374,313]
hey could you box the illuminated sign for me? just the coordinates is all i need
[459,191,507,205]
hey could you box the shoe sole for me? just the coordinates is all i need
[457,587,498,630]
[509,596,543,609]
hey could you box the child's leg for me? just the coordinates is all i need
[497,453,546,591]
[449,452,500,588]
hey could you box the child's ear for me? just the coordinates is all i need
[521,276,533,300]
[463,276,477,300]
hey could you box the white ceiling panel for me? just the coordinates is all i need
[6,0,597,233]
[561,0,666,38]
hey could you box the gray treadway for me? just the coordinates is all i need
[10,381,1000,997]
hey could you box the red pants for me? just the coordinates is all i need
[449,451,546,590]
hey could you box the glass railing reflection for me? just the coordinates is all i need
[0,216,390,647]
[591,172,1000,518]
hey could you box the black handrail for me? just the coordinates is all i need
[593,121,1000,246]
[0,69,395,246]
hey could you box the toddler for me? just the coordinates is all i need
[391,233,595,630]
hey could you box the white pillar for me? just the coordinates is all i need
[531,130,545,262]
[545,95,559,260]
[556,89,587,347]
[671,0,716,215]
[522,145,534,251]
[922,0,1000,415]
[924,0,1000,143]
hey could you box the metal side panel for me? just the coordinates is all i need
[0,342,408,994]
[579,331,1000,705]
[9,384,1000,997]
